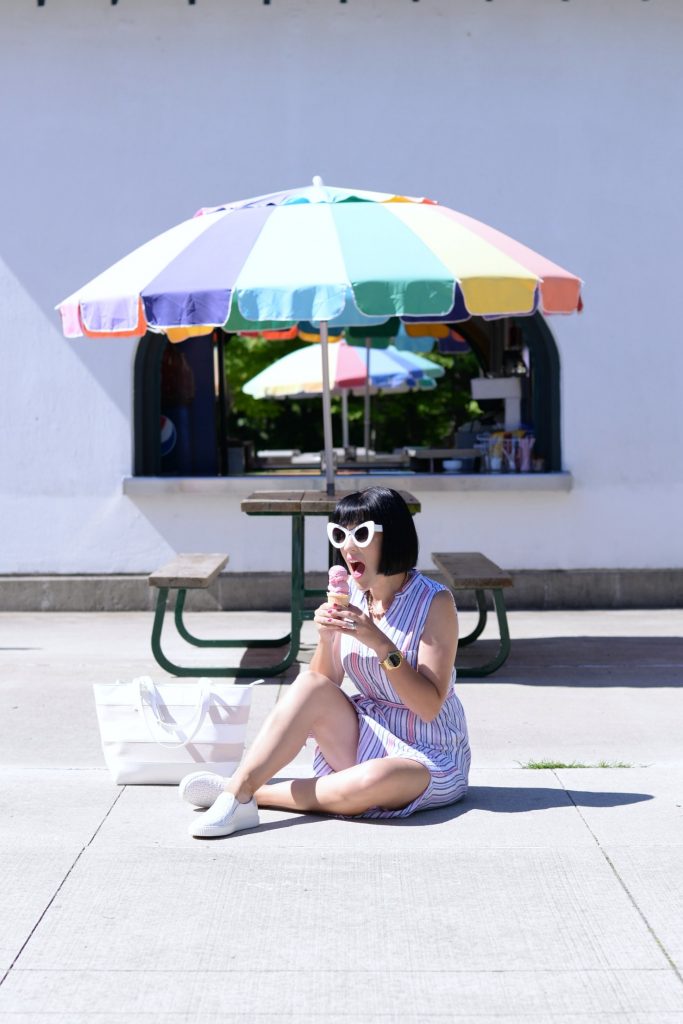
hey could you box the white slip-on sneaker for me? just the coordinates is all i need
[189,792,260,839]
[179,771,226,809]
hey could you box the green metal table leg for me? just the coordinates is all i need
[457,588,512,678]
[149,517,307,677]
[151,586,170,670]
[459,589,488,646]
[151,585,225,677]
[173,589,291,649]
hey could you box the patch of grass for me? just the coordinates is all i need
[518,759,590,769]
[518,759,634,769]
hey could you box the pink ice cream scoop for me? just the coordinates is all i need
[327,566,350,606]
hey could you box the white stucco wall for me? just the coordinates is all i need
[1,0,682,574]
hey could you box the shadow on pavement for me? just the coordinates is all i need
[457,636,683,687]
[247,784,653,834]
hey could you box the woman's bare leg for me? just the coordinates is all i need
[226,670,359,803]
[254,757,430,817]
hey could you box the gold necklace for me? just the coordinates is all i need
[367,572,408,620]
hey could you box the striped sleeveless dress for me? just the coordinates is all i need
[313,570,471,819]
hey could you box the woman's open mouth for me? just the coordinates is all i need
[348,559,365,580]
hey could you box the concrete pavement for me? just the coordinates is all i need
[0,608,682,1022]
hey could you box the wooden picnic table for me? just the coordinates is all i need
[146,489,420,679]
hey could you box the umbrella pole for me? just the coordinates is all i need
[364,337,371,464]
[341,390,349,450]
[319,321,335,495]
[216,329,229,476]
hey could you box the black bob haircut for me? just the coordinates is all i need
[331,487,418,576]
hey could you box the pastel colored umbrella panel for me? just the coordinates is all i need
[57,177,582,491]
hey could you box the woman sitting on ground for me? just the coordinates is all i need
[180,486,471,838]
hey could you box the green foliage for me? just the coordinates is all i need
[224,337,482,452]
[367,351,481,450]
[223,336,324,450]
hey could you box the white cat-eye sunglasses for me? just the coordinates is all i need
[326,521,383,549]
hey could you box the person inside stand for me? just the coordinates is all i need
[180,486,471,838]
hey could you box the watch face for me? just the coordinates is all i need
[384,651,402,669]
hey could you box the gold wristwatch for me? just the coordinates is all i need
[381,650,403,671]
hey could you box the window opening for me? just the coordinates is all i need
[134,312,561,475]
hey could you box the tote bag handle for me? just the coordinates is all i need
[134,676,212,749]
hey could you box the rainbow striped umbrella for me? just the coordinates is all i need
[57,177,582,492]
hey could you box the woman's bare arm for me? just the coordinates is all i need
[412,590,459,714]
[324,590,458,721]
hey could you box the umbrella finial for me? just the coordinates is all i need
[312,175,324,187]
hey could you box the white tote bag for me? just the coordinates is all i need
[93,676,260,785]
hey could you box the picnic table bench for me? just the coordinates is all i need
[431,552,513,677]
[148,553,290,678]
[150,553,228,677]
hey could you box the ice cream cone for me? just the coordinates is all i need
[327,591,350,608]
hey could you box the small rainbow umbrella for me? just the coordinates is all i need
[243,339,444,448]
[57,177,582,493]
